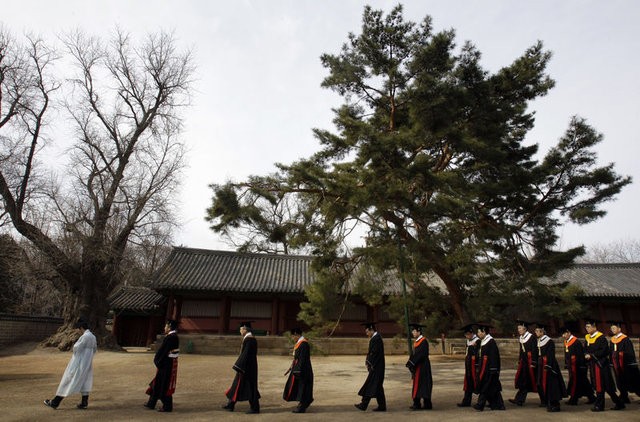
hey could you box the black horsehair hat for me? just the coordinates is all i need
[584,318,599,326]
[290,327,303,335]
[460,323,476,334]
[515,320,530,328]
[166,319,178,330]
[476,323,492,332]
[606,320,624,328]
[240,321,254,329]
[559,322,578,334]
[361,322,376,330]
[75,318,89,329]
[534,322,548,330]
[409,323,424,331]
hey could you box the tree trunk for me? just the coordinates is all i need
[40,279,120,350]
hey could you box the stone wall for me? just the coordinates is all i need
[0,314,63,345]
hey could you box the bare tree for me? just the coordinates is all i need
[579,239,640,263]
[0,25,193,348]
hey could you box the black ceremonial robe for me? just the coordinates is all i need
[476,334,504,409]
[464,335,480,394]
[610,333,640,399]
[536,335,567,408]
[406,336,433,402]
[358,333,385,398]
[283,337,314,407]
[146,331,179,401]
[563,335,593,401]
[585,331,620,409]
[226,334,261,404]
[515,331,538,393]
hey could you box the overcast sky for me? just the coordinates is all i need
[4,1,640,253]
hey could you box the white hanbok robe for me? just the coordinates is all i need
[56,329,97,396]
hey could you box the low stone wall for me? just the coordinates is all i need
[0,314,63,345]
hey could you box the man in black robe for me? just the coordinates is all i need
[354,322,386,412]
[534,323,567,412]
[406,323,433,410]
[473,324,505,411]
[608,321,640,404]
[223,321,261,414]
[457,323,480,407]
[584,319,624,411]
[509,320,538,406]
[144,319,179,412]
[283,327,314,413]
[560,324,595,405]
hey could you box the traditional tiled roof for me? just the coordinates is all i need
[151,247,315,294]
[546,263,640,298]
[108,286,165,313]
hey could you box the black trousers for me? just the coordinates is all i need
[147,394,173,411]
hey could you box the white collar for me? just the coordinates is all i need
[589,331,601,338]
[537,335,551,347]
[167,330,177,335]
[614,332,624,338]
[481,334,493,346]
[371,331,379,339]
[243,332,254,340]
[567,335,574,342]
[467,335,479,346]
[415,335,424,342]
[519,331,532,343]
[295,335,306,345]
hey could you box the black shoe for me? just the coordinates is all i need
[423,402,432,410]
[564,400,577,406]
[457,402,471,407]
[372,407,386,412]
[158,407,172,412]
[611,403,626,410]
[222,403,234,412]
[44,399,58,410]
[292,408,306,413]
[246,409,260,414]
[591,406,604,412]
[409,405,421,410]
[547,407,560,412]
[143,403,154,410]
[623,397,631,404]
[586,397,596,404]
[473,403,484,411]
[508,399,523,406]
[354,403,367,411]
[77,403,88,409]
[491,406,506,410]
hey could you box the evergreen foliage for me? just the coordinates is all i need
[207,5,631,330]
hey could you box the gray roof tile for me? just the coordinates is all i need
[108,286,165,312]
[547,263,640,298]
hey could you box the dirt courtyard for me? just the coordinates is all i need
[0,342,638,421]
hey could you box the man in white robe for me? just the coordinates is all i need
[44,318,97,409]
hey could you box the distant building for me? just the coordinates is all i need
[109,248,640,346]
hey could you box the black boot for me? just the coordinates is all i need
[222,401,235,411]
[77,395,89,409]
[44,396,63,409]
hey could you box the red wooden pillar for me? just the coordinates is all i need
[220,296,231,334]
[270,297,280,335]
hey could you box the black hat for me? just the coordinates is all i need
[559,322,577,334]
[240,321,254,329]
[584,318,599,326]
[75,318,89,329]
[476,323,492,332]
[460,323,476,334]
[361,322,376,330]
[534,322,548,330]
[408,323,424,332]
[515,320,530,328]
[290,327,303,335]
[606,320,624,328]
[166,319,178,330]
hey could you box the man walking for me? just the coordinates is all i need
[144,319,179,412]
[608,321,640,404]
[406,323,433,410]
[584,319,624,411]
[534,323,566,412]
[473,324,505,411]
[44,318,97,410]
[457,323,480,407]
[509,320,538,406]
[224,321,261,414]
[283,327,314,413]
[354,322,386,412]
[561,324,595,405]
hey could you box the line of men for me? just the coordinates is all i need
[43,318,640,414]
